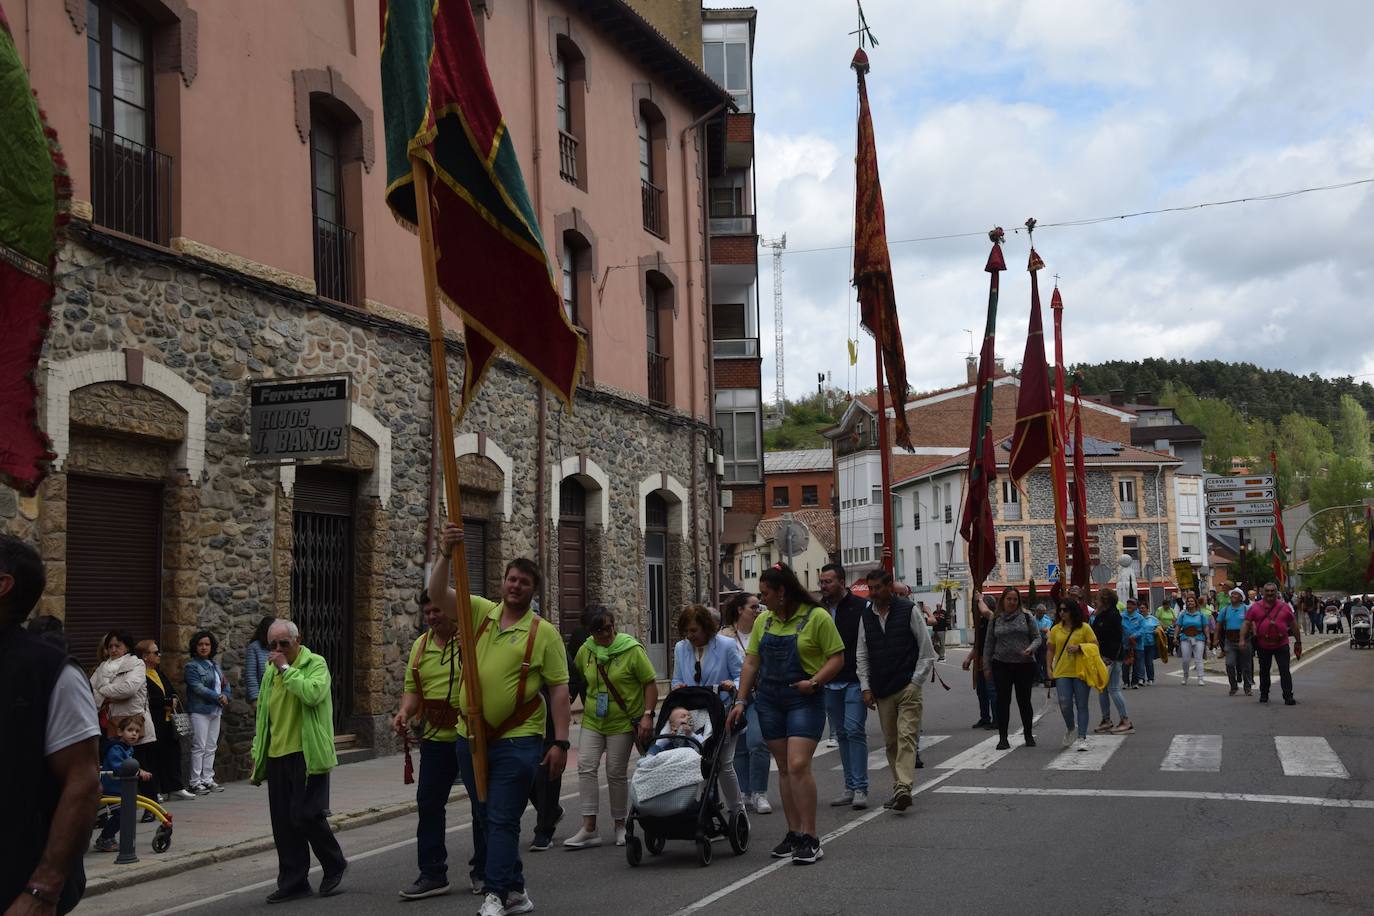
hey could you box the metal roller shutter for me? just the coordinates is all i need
[66,475,163,670]
[463,518,487,599]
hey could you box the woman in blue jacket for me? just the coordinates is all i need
[671,604,744,815]
[184,629,232,793]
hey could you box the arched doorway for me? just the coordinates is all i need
[290,466,355,729]
[557,477,587,635]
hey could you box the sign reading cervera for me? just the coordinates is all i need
[250,377,350,462]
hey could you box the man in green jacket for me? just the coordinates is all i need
[251,619,348,902]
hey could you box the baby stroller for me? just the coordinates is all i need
[624,686,748,867]
[1351,608,1372,649]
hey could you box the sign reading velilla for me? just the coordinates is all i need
[249,376,350,463]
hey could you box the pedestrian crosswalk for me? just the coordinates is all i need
[813,733,1355,779]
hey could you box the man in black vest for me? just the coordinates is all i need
[817,563,870,810]
[856,568,934,813]
[1,534,100,915]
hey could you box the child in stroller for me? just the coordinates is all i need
[625,686,748,867]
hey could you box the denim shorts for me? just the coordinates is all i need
[754,684,826,741]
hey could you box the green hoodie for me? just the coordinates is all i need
[250,646,338,783]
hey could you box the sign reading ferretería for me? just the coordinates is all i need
[249,377,350,463]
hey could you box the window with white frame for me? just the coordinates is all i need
[871,484,881,506]
[716,389,760,483]
[893,494,903,527]
[702,21,751,111]
[943,482,953,522]
[1001,478,1021,520]
[1122,534,1141,573]
[1180,531,1201,557]
[1004,538,1023,563]
[1118,478,1138,517]
[914,546,923,586]
[896,549,905,580]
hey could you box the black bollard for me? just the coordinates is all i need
[115,756,140,864]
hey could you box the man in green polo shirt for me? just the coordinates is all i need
[250,619,348,903]
[393,590,465,900]
[430,523,570,916]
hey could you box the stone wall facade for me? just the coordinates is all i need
[0,227,715,778]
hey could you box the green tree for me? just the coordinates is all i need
[1298,456,1374,591]
[1159,381,1251,474]
[1275,413,1332,502]
[1331,394,1371,465]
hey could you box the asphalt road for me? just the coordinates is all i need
[90,639,1372,916]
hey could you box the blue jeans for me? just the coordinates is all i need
[417,739,461,881]
[733,702,771,796]
[1098,660,1128,721]
[975,667,998,722]
[823,682,869,792]
[1056,677,1091,737]
[1141,645,1156,682]
[755,684,826,741]
[456,735,543,901]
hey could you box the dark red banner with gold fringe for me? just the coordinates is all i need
[961,230,1005,590]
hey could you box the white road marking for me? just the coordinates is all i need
[831,735,949,772]
[936,734,1016,770]
[772,741,838,771]
[1047,735,1126,771]
[668,768,963,916]
[934,785,1374,810]
[1161,734,1223,772]
[1275,736,1350,779]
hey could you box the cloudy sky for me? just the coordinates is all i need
[708,0,1374,404]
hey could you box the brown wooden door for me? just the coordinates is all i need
[558,478,587,636]
[66,475,163,669]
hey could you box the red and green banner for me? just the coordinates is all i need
[1069,382,1090,591]
[0,2,63,495]
[379,0,584,417]
[851,49,912,449]
[960,230,1005,590]
[1269,451,1288,586]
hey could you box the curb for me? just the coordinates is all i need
[84,788,470,897]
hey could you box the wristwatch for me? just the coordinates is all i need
[551,739,571,751]
[25,884,60,907]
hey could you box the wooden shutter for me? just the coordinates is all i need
[463,518,487,598]
[66,475,163,669]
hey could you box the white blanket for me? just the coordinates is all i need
[631,747,703,802]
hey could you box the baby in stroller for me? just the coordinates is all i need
[644,707,709,756]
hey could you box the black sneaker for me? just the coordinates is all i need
[528,834,553,852]
[971,719,992,729]
[792,834,823,864]
[770,831,799,858]
[1284,697,1297,706]
[398,876,450,900]
[891,788,913,812]
[915,755,925,769]
[1259,695,1269,703]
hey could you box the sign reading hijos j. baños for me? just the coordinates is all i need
[249,377,350,462]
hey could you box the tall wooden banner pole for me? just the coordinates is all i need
[411,157,488,801]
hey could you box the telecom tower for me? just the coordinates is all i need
[761,234,787,420]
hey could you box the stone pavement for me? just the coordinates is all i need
[85,720,589,897]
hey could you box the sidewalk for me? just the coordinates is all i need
[85,720,587,897]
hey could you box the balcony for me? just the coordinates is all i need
[709,214,756,236]
[712,337,758,358]
[89,126,172,246]
[1004,501,1022,521]
[1001,562,1024,582]
[558,130,578,186]
[641,179,665,237]
[647,351,669,407]
[313,216,357,305]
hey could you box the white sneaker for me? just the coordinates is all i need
[503,890,534,915]
[1198,676,1207,685]
[851,790,869,810]
[753,793,772,814]
[1076,737,1090,752]
[173,788,197,800]
[478,893,505,916]
[562,828,601,849]
[1062,728,1076,748]
[614,826,626,847]
[1181,677,1189,686]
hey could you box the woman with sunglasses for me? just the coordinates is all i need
[185,629,232,794]
[564,609,658,849]
[725,564,844,866]
[671,603,744,815]
[136,639,196,802]
[722,593,772,813]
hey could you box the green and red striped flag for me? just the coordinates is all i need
[960,229,1005,590]
[0,2,64,495]
[379,0,584,417]
[1269,451,1288,586]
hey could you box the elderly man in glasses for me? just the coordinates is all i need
[250,619,349,903]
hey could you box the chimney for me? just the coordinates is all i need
[1137,390,1153,405]
[994,357,1006,375]
[1109,388,1126,406]
[965,356,978,386]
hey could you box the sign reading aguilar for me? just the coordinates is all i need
[249,377,350,463]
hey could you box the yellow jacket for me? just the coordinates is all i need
[1079,643,1109,690]
[1047,623,1100,681]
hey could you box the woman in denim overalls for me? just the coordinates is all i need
[727,565,844,865]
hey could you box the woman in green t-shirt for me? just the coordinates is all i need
[726,565,843,866]
[563,608,658,850]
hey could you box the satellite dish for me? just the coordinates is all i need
[1091,563,1112,586]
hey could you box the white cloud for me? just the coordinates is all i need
[706,0,1374,401]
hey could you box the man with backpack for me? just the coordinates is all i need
[1239,582,1302,706]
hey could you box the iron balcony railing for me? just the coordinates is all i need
[313,216,357,305]
[1002,562,1025,582]
[1004,501,1022,521]
[89,125,172,245]
[647,351,669,406]
[712,337,758,358]
[559,130,579,185]
[641,178,665,237]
